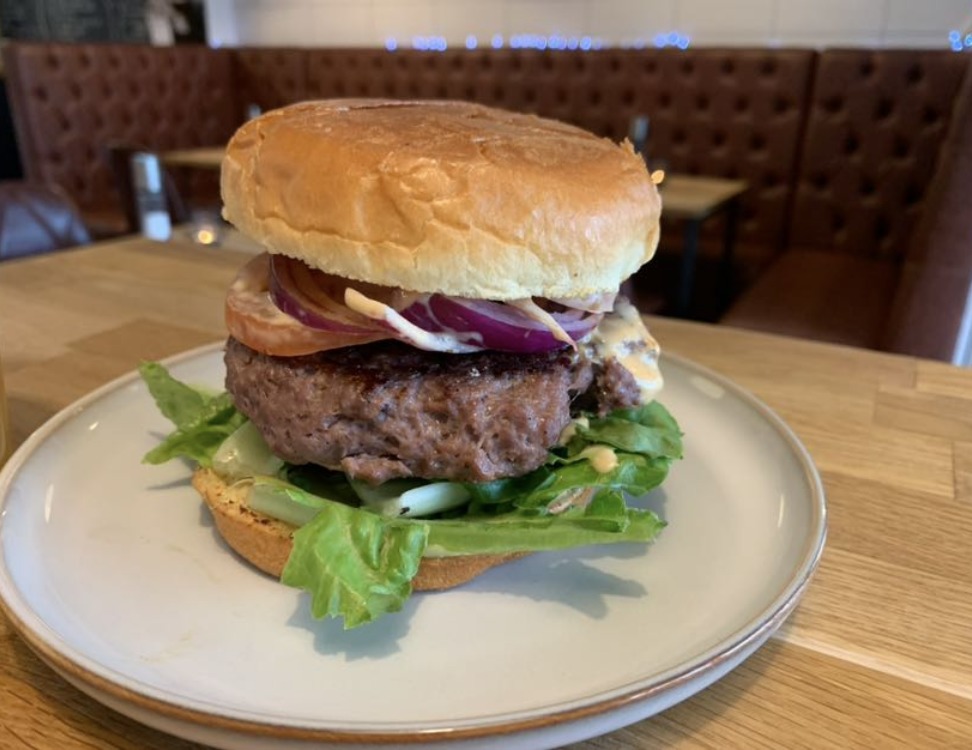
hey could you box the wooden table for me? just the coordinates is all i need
[160,146,225,170]
[659,174,748,317]
[1,235,971,748]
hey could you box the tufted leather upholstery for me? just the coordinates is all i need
[789,49,969,262]
[2,43,238,237]
[233,48,308,118]
[723,51,972,359]
[0,181,90,261]
[717,249,899,347]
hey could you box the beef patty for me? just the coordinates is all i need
[224,337,638,484]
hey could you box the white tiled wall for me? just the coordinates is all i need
[678,0,777,40]
[205,0,972,50]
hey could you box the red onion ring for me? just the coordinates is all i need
[270,256,385,335]
[399,295,601,352]
[268,255,603,353]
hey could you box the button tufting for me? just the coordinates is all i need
[904,184,923,206]
[875,215,891,241]
[823,95,843,114]
[893,135,911,158]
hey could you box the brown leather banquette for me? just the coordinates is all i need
[721,49,971,359]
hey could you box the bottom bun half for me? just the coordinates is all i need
[192,467,527,591]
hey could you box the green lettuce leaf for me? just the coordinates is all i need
[424,489,665,556]
[139,362,246,467]
[469,453,673,514]
[282,499,429,628]
[263,480,662,626]
[566,402,684,460]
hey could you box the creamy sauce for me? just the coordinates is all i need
[557,415,590,446]
[344,288,480,353]
[579,444,619,473]
[588,297,664,403]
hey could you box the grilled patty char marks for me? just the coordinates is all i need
[224,337,638,484]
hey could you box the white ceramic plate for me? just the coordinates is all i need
[0,344,825,750]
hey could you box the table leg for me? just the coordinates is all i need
[678,219,702,317]
[720,198,741,314]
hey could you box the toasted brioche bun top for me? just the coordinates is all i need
[221,99,661,300]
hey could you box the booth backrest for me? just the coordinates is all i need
[3,43,238,235]
[881,65,972,363]
[789,49,969,263]
[232,48,307,117]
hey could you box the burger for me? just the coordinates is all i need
[141,99,681,628]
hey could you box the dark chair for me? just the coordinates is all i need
[105,144,190,235]
[0,181,91,261]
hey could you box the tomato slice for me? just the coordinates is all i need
[225,254,389,356]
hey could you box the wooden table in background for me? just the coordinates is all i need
[1,235,971,748]
[660,174,748,317]
[160,146,225,170]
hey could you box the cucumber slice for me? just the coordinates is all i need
[212,421,284,481]
[350,478,470,517]
[246,476,328,527]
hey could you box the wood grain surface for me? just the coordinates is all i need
[0,235,970,748]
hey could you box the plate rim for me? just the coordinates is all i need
[0,342,827,743]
